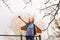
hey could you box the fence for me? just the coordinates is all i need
[0,35,41,40]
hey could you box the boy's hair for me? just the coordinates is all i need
[28,17,34,23]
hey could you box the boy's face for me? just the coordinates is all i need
[28,17,34,23]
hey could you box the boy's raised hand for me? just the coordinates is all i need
[18,16,21,19]
[18,16,26,23]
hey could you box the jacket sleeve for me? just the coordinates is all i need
[21,25,27,31]
[35,26,42,33]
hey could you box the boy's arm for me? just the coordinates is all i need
[18,16,26,23]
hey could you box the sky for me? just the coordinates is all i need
[0,0,60,40]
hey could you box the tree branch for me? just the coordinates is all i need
[45,0,50,4]
[23,0,32,9]
[2,0,13,13]
[40,4,57,10]
[42,6,57,18]
[42,3,59,31]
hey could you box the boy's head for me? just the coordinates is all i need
[28,17,34,23]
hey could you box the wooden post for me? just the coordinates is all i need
[20,34,22,40]
[39,35,41,40]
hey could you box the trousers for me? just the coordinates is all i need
[26,36,34,40]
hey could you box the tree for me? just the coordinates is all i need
[39,0,60,40]
[53,18,60,38]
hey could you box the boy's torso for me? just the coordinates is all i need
[26,23,35,36]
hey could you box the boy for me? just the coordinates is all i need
[18,16,42,40]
